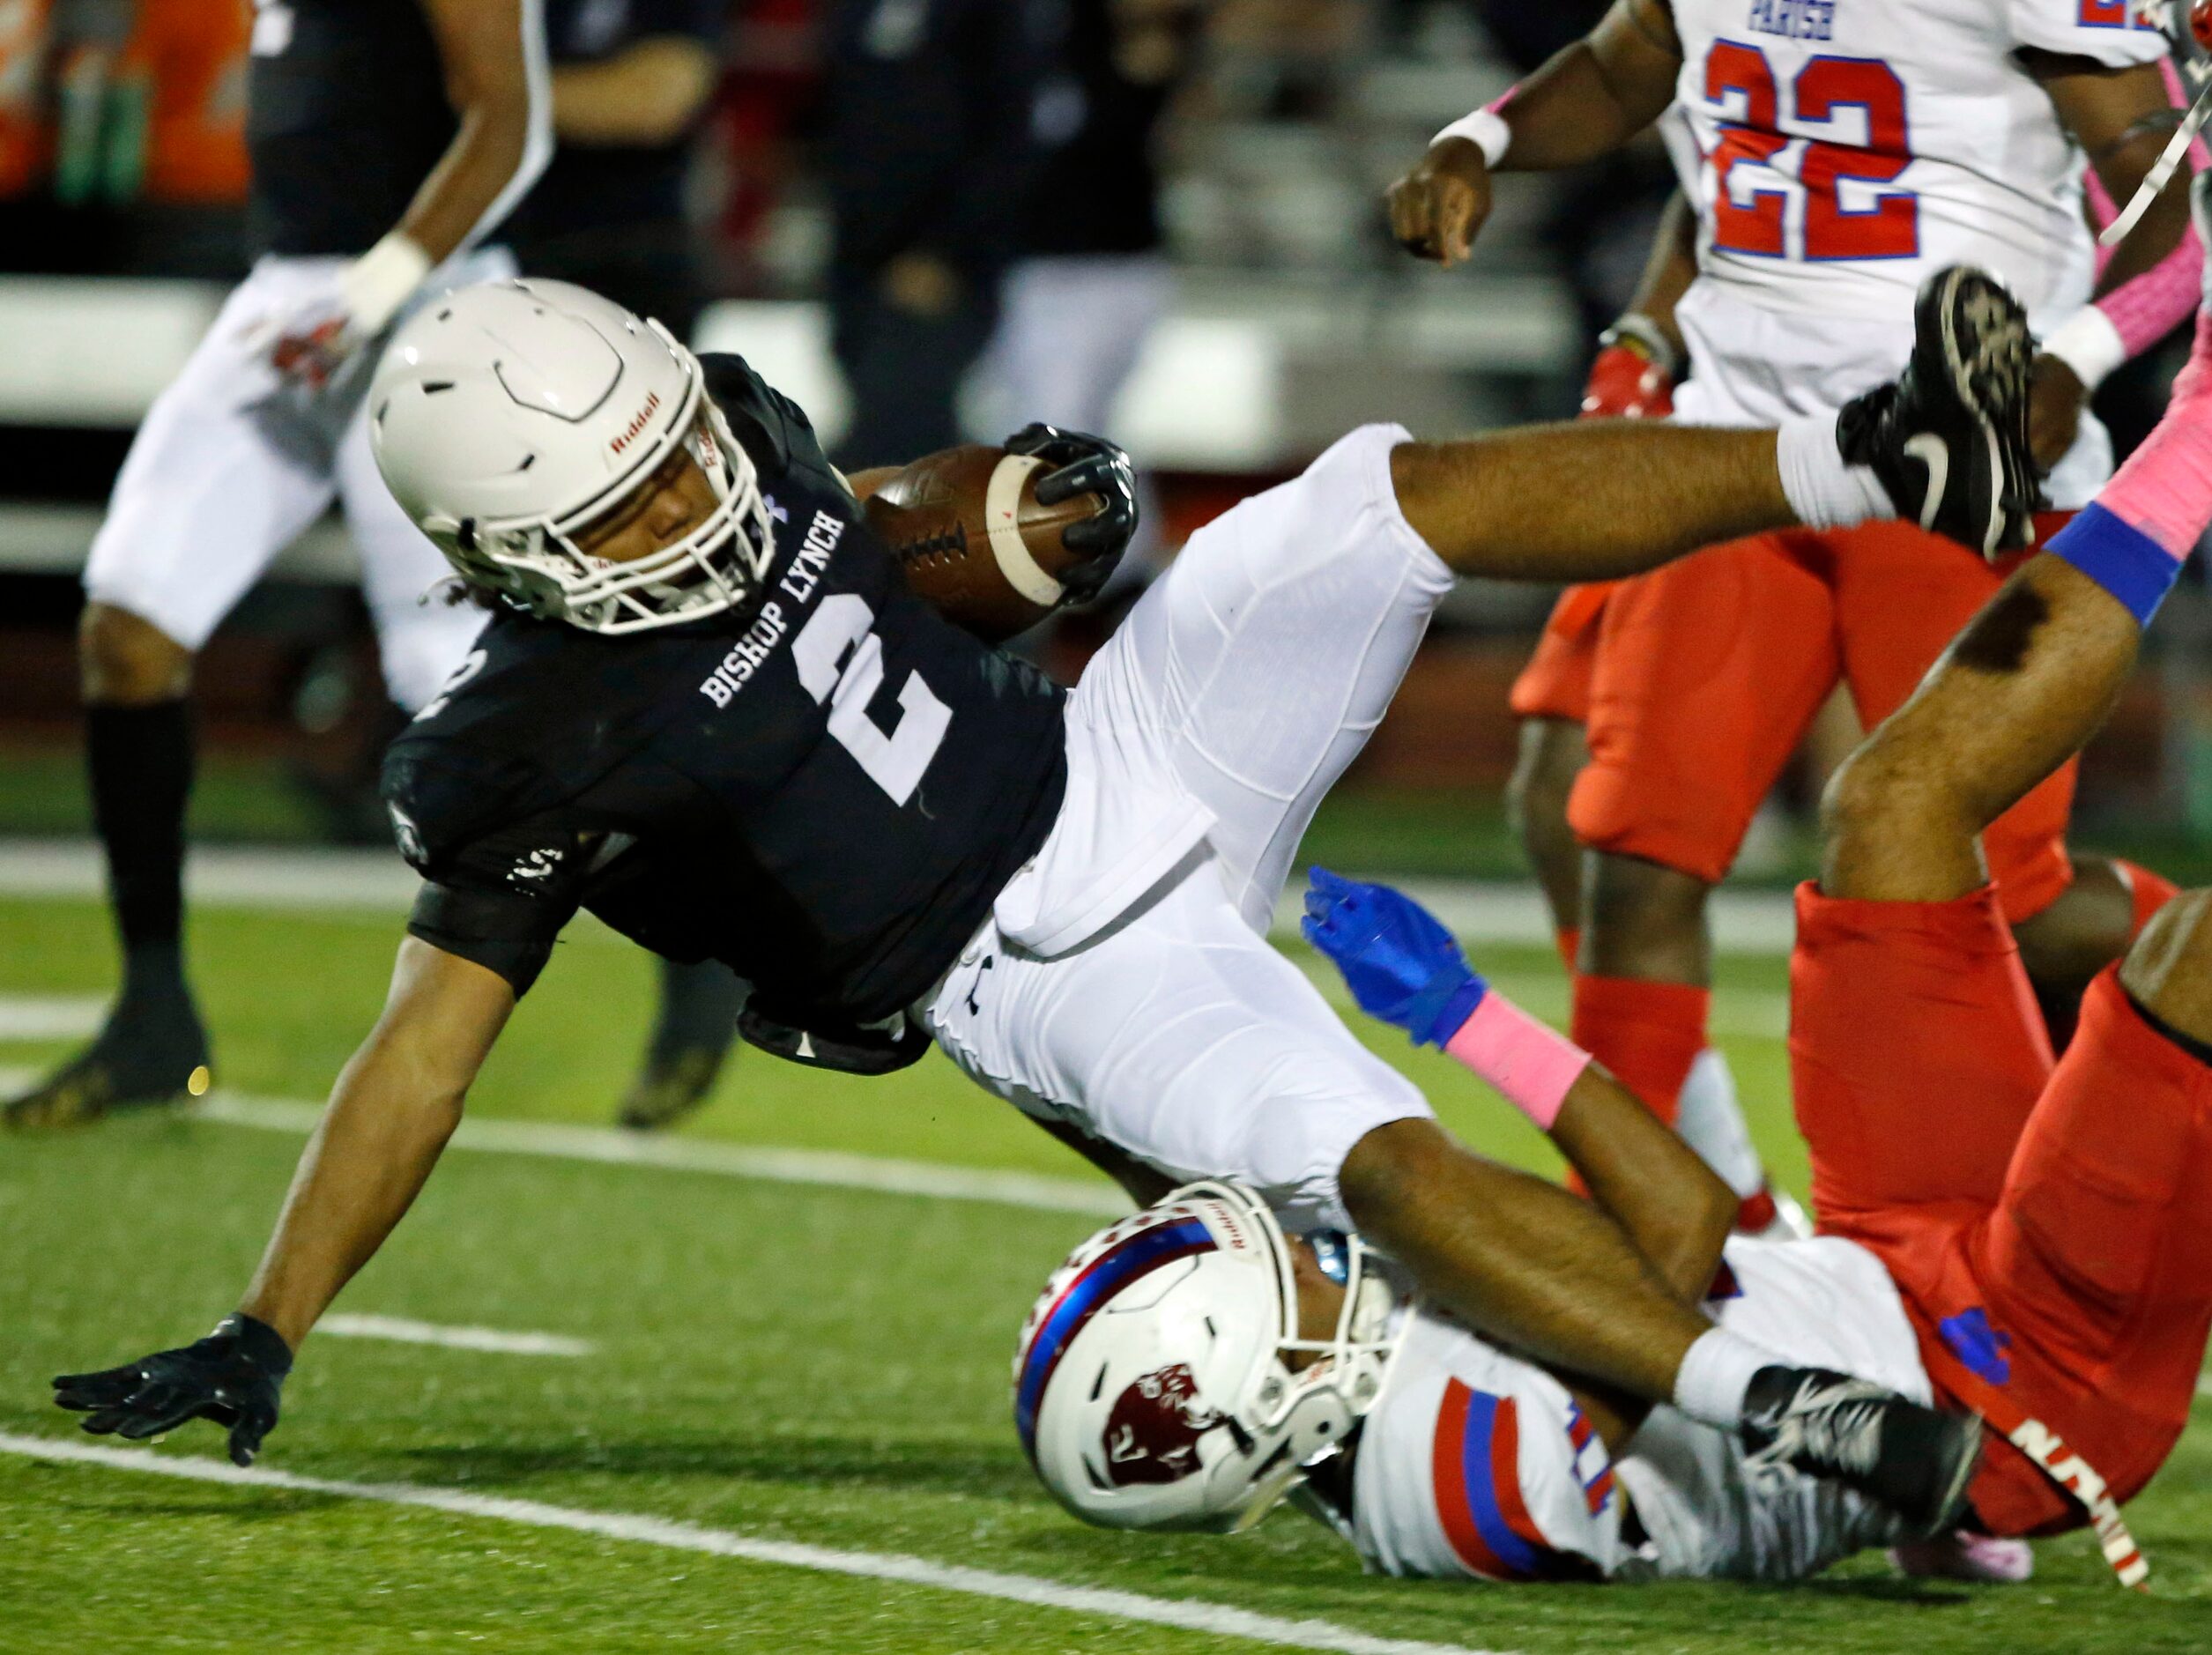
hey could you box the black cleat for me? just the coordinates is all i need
[1839,265,2038,559]
[1742,1365,1984,1540]
[617,960,743,1132]
[5,1006,212,1129]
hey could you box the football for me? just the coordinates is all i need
[865,443,1111,642]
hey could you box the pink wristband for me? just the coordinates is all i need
[1443,991,1592,1132]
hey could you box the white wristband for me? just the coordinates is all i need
[2042,305,2127,392]
[339,233,434,338]
[1433,107,1511,169]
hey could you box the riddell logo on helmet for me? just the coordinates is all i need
[1103,1363,1224,1486]
[610,391,662,455]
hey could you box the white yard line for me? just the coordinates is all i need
[315,1314,593,1357]
[0,1434,1511,1655]
[196,1090,1131,1217]
[0,994,104,1041]
[0,839,1799,952]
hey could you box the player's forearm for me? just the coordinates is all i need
[238,1044,468,1350]
[1548,1065,1735,1305]
[552,39,717,146]
[1390,424,1792,580]
[1621,190,1696,359]
[397,96,542,264]
[400,0,550,264]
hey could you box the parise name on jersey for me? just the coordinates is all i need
[381,355,1070,1042]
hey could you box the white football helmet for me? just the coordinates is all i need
[368,278,776,635]
[1013,1181,1403,1533]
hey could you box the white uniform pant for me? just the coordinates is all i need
[82,250,511,712]
[924,425,1455,1231]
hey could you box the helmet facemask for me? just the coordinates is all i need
[2103,4,2212,244]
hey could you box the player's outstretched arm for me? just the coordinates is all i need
[404,0,552,266]
[52,939,512,1465]
[1303,871,1734,1305]
[1388,0,1679,265]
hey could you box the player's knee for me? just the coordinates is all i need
[1506,718,1584,849]
[1581,851,1710,979]
[78,602,191,704]
[2119,888,2212,1046]
[1820,735,1962,860]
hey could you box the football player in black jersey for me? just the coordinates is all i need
[6,0,553,1127]
[55,270,2036,1513]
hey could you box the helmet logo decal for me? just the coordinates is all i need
[610,390,662,455]
[1103,1363,1224,1486]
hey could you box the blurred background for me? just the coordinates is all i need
[0,0,2206,886]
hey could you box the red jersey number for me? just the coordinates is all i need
[1705,42,1919,263]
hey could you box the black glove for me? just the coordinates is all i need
[54,1312,293,1467]
[1003,422,1139,594]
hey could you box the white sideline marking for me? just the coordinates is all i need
[0,994,104,1041]
[0,839,1800,953]
[316,1315,592,1358]
[2197,1373,2211,1399]
[0,1435,1511,1655]
[195,1091,1131,1218]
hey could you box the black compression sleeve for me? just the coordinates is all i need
[407,881,565,996]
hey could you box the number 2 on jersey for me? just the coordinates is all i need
[793,594,952,805]
[1705,43,1915,263]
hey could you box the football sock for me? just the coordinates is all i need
[86,700,195,1009]
[2119,858,2181,945]
[1553,926,1580,976]
[1776,414,1892,531]
[1672,1326,1785,1431]
[1674,1046,1766,1202]
[1569,975,1709,1128]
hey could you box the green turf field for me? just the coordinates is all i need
[1,890,2207,1652]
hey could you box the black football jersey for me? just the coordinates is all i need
[381,355,1069,1028]
[246,0,541,258]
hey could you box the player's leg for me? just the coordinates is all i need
[1504,583,1607,967]
[1569,539,1836,1137]
[7,266,342,1125]
[1938,893,2212,1538]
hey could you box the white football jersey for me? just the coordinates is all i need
[1348,1236,1928,1584]
[1661,0,2169,503]
[1670,0,2168,322]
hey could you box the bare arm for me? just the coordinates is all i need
[1549,1064,1735,1304]
[1386,0,1681,265]
[239,939,516,1349]
[552,37,718,146]
[2024,53,2196,466]
[400,0,553,263]
[1621,189,1698,364]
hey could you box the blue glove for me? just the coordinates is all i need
[1300,868,1487,1046]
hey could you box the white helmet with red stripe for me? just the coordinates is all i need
[1013,1181,1402,1533]
[369,278,776,635]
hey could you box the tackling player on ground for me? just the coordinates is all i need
[49,270,2034,1525]
[1392,0,2203,1216]
[1019,193,2212,1582]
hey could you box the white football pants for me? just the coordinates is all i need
[82,249,512,713]
[925,424,1455,1231]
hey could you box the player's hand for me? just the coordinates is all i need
[1387,137,1493,267]
[1582,342,1674,419]
[1003,423,1139,590]
[2027,353,2085,472]
[1301,868,1486,1046]
[53,1312,293,1467]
